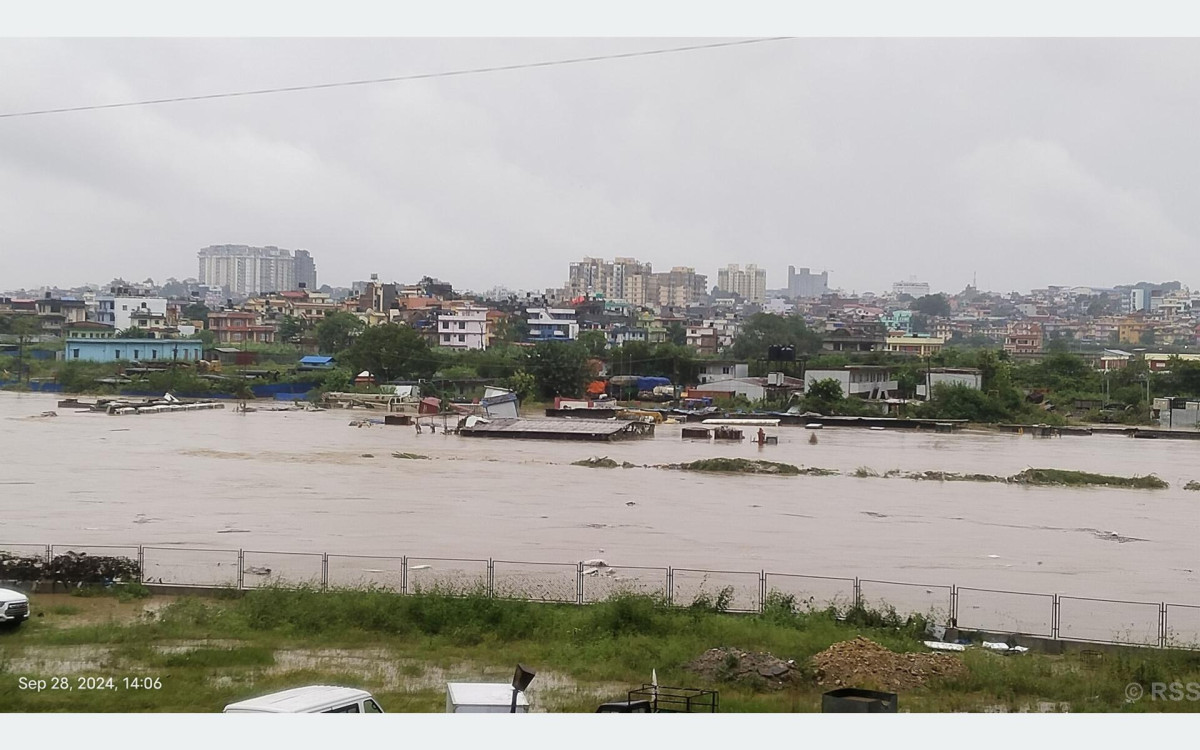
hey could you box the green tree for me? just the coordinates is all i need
[504,370,537,401]
[192,330,216,348]
[577,329,609,358]
[182,303,209,323]
[277,315,306,344]
[9,315,41,384]
[728,313,821,361]
[666,321,687,346]
[343,323,437,383]
[524,341,587,398]
[912,293,951,317]
[316,312,365,355]
[117,326,144,338]
[806,378,844,403]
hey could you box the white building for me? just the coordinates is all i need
[716,264,767,304]
[197,245,316,296]
[437,306,490,350]
[698,361,750,384]
[526,308,579,342]
[96,295,168,332]
[806,366,897,400]
[892,279,931,298]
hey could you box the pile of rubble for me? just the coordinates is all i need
[811,636,967,692]
[0,551,141,585]
[685,647,799,690]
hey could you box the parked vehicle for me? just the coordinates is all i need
[223,686,384,714]
[0,588,30,630]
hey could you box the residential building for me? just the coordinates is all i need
[787,266,829,299]
[886,334,946,357]
[207,311,276,345]
[32,296,88,336]
[294,250,318,291]
[64,338,203,363]
[685,326,719,356]
[880,309,915,334]
[607,325,647,348]
[197,245,317,296]
[64,321,115,340]
[698,361,750,384]
[806,366,897,400]
[96,293,168,332]
[1003,321,1044,356]
[893,279,931,298]
[437,306,490,351]
[716,264,767,304]
[1129,287,1165,314]
[1118,317,1150,346]
[656,266,709,308]
[526,308,579,342]
[821,320,887,352]
[916,368,983,399]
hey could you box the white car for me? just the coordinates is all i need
[223,686,384,714]
[0,587,30,629]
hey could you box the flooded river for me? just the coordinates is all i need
[1,392,1198,611]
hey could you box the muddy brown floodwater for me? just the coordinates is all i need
[2,392,1198,622]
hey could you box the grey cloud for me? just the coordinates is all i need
[0,38,1196,294]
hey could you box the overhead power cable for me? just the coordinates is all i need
[0,37,791,120]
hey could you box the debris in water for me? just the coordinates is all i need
[391,452,430,460]
[243,566,271,576]
[217,529,251,534]
[360,453,375,458]
[582,559,607,568]
[409,564,431,571]
[808,433,818,444]
[625,501,636,506]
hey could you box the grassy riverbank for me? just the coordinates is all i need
[1,588,1197,713]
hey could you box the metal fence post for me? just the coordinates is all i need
[487,559,494,598]
[853,577,862,609]
[759,570,766,614]
[576,562,584,605]
[950,585,958,625]
[1051,594,1060,639]
[321,553,329,592]
[44,544,51,562]
[237,549,245,591]
[1159,603,1167,649]
[137,545,145,583]
[401,556,408,596]
[667,567,674,607]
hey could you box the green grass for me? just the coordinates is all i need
[672,458,807,476]
[1011,468,1169,490]
[1,588,1197,713]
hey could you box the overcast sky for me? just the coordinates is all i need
[1,37,1197,296]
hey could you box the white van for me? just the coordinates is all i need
[223,686,384,714]
[0,588,30,630]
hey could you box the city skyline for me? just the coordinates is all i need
[2,39,1199,294]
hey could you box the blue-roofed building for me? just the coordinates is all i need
[298,355,336,371]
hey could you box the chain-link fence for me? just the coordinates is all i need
[3,540,1196,651]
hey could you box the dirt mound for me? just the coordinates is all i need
[811,637,967,692]
[685,647,798,690]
